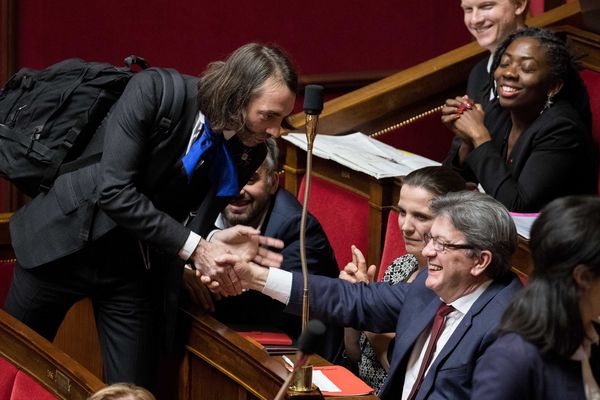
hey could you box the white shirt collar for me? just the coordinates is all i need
[194,112,236,140]
[446,279,493,316]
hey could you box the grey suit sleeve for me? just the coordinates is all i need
[98,70,190,256]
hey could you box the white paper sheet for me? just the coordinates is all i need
[283,132,440,179]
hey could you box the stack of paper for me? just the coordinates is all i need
[509,212,539,240]
[283,132,440,179]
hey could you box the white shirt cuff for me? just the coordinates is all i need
[262,268,293,304]
[179,231,201,260]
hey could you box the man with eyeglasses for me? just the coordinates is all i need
[219,190,523,399]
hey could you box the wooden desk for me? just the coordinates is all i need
[176,304,378,400]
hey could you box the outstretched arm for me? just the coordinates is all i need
[192,225,284,296]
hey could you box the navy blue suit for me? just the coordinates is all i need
[214,188,342,360]
[472,333,588,399]
[285,269,522,399]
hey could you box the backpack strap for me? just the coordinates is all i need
[77,68,187,243]
[154,68,186,137]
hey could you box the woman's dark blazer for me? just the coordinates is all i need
[472,332,588,399]
[447,99,598,212]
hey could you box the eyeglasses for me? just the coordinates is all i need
[423,233,474,253]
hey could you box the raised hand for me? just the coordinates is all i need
[441,95,490,147]
[339,245,376,284]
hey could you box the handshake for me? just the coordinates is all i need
[183,225,280,311]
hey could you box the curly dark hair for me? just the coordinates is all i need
[490,27,591,129]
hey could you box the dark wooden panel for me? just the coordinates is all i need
[0,309,105,399]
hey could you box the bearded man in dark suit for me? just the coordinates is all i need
[183,138,342,361]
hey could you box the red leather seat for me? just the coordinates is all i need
[0,357,58,400]
[298,175,369,271]
[581,69,600,191]
[377,210,407,281]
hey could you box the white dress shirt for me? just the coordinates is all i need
[261,267,492,399]
[400,280,491,399]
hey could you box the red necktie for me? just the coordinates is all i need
[406,303,455,400]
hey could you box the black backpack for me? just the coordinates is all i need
[0,57,185,198]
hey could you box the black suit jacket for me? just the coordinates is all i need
[214,188,342,360]
[10,69,266,268]
[460,99,597,212]
[466,56,493,109]
[445,55,493,168]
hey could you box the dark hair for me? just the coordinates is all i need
[498,195,600,357]
[262,137,279,187]
[197,43,298,132]
[490,27,592,129]
[402,166,467,198]
[430,191,517,279]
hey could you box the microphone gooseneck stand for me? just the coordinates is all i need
[299,84,324,331]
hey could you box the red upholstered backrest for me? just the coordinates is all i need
[0,260,15,307]
[0,357,18,399]
[298,175,369,271]
[12,371,58,400]
[377,210,407,281]
[581,69,600,191]
[0,357,58,400]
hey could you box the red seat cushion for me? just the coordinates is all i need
[12,371,58,400]
[298,175,369,270]
[0,357,19,399]
[378,210,407,281]
[580,69,600,191]
[0,357,58,400]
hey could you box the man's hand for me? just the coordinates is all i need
[209,253,270,292]
[339,245,376,284]
[182,267,220,312]
[211,225,284,267]
[189,238,242,296]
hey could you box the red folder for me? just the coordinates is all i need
[238,331,293,346]
[313,365,374,396]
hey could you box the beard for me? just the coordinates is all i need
[223,195,271,227]
[223,207,256,226]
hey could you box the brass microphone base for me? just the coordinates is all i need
[288,365,323,398]
[287,389,323,399]
[289,364,314,392]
